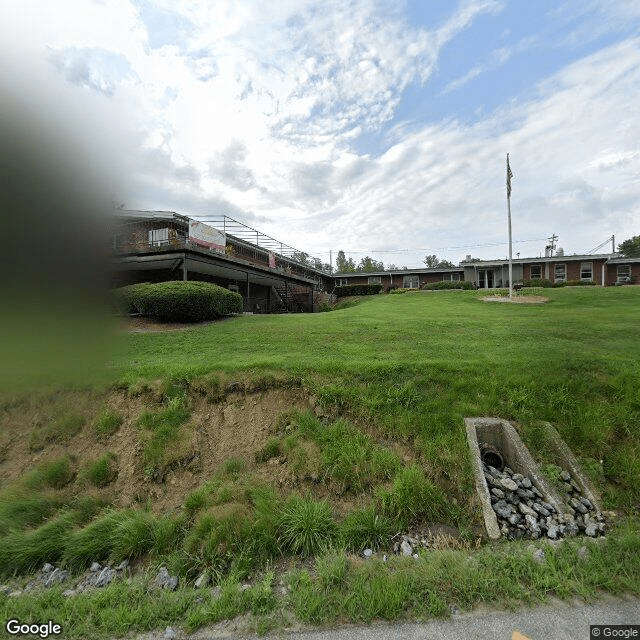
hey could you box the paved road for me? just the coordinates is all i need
[177,595,640,640]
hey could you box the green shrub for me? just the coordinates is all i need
[84,452,118,487]
[94,409,123,438]
[423,281,474,290]
[278,495,336,556]
[388,288,413,294]
[334,284,383,298]
[564,280,596,286]
[112,280,242,322]
[522,278,553,288]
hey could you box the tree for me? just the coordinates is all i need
[335,250,356,273]
[618,235,640,257]
[357,256,384,272]
[423,254,456,269]
[291,251,310,265]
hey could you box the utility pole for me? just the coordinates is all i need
[329,250,332,274]
[612,235,615,253]
[546,234,558,257]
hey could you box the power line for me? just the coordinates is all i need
[326,238,549,255]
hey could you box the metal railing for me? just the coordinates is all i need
[112,217,331,290]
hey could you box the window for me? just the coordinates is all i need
[441,273,460,281]
[403,275,419,288]
[580,262,593,280]
[530,265,542,279]
[337,278,349,287]
[368,276,381,285]
[554,264,566,282]
[617,264,631,282]
[148,227,169,246]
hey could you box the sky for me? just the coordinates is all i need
[1,0,639,269]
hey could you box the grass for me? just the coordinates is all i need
[137,397,191,467]
[1,286,640,636]
[84,452,118,487]
[278,494,337,556]
[29,412,86,451]
[93,409,123,438]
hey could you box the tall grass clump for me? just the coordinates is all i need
[0,493,61,534]
[29,413,86,451]
[340,505,395,552]
[0,512,76,577]
[84,452,118,487]
[111,510,158,562]
[378,465,460,528]
[316,420,400,491]
[278,495,336,557]
[138,398,191,467]
[62,510,130,572]
[22,456,75,490]
[94,409,123,438]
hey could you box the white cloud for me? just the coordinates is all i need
[1,1,638,266]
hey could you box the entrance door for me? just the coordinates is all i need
[477,270,494,288]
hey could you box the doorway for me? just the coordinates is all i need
[478,270,494,288]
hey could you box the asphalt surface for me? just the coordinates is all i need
[177,595,640,640]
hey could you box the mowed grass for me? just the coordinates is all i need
[1,286,639,638]
[117,286,640,510]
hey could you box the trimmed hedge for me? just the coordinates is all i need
[334,284,383,297]
[555,280,596,287]
[521,279,553,288]
[113,281,243,322]
[423,281,474,290]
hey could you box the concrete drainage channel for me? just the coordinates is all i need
[465,417,607,541]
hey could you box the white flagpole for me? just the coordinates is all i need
[507,153,513,299]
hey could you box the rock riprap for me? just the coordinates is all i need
[483,463,605,540]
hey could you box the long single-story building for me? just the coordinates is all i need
[112,211,638,312]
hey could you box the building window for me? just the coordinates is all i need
[442,273,460,282]
[617,264,631,282]
[148,227,169,246]
[530,265,541,279]
[337,278,349,287]
[580,262,593,280]
[368,276,381,285]
[554,264,566,282]
[403,275,419,288]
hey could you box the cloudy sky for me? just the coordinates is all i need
[2,0,639,268]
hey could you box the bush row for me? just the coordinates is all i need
[423,281,474,290]
[520,279,596,288]
[112,281,243,322]
[334,284,383,297]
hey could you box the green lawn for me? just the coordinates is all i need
[116,286,640,510]
[2,286,639,638]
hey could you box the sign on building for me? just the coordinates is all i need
[189,220,226,254]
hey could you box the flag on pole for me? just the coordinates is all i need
[507,154,513,198]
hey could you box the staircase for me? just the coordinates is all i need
[273,285,305,313]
